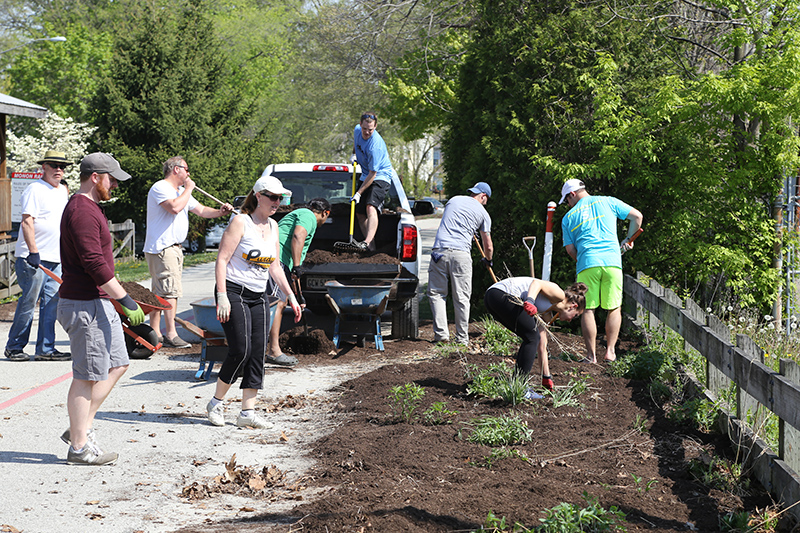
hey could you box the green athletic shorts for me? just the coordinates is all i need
[577,266,623,310]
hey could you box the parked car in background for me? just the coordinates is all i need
[183,221,229,252]
[421,197,445,216]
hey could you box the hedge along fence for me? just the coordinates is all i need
[622,272,800,521]
[0,219,135,300]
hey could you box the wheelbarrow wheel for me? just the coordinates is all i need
[126,324,160,359]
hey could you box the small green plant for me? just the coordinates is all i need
[538,491,627,532]
[719,510,753,532]
[546,376,592,408]
[434,340,468,358]
[646,381,672,405]
[388,382,425,423]
[422,401,457,425]
[463,415,533,447]
[629,473,658,493]
[481,316,519,355]
[667,397,720,431]
[497,371,532,407]
[470,447,530,469]
[632,414,648,434]
[466,362,514,399]
[471,511,531,532]
[689,455,750,495]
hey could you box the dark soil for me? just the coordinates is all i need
[171,321,789,533]
[121,281,166,308]
[281,326,337,355]
[304,249,400,265]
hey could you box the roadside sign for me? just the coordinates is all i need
[11,172,42,223]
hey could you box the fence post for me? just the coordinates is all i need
[736,334,766,431]
[707,314,732,398]
[648,278,664,331]
[780,358,800,473]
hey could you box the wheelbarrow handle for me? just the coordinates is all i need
[39,265,63,284]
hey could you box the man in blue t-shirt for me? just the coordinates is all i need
[560,179,643,364]
[351,112,398,251]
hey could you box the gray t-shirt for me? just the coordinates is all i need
[432,195,491,252]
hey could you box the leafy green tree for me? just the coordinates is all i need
[93,0,279,227]
[4,23,112,126]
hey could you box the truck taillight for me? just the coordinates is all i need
[312,164,349,172]
[400,225,417,262]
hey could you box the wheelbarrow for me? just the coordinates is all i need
[176,296,279,380]
[325,280,391,351]
[39,265,169,359]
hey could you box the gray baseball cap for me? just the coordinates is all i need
[80,152,132,181]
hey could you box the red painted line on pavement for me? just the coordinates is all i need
[0,371,72,411]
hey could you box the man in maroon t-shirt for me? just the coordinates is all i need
[57,152,145,466]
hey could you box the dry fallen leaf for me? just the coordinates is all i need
[86,500,100,505]
[280,431,289,442]
[240,507,255,512]
[1,525,22,533]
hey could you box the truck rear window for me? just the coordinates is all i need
[271,170,400,209]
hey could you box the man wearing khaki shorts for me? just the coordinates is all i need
[144,156,233,347]
[560,179,643,363]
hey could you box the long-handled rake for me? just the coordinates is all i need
[333,162,367,253]
[473,234,498,283]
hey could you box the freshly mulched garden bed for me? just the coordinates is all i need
[173,324,790,532]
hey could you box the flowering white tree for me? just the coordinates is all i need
[7,113,97,191]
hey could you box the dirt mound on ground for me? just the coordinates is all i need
[280,327,337,355]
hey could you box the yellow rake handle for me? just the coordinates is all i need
[349,162,357,238]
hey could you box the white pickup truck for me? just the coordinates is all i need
[263,163,433,339]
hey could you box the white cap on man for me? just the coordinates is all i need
[559,179,585,204]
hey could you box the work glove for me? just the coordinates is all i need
[216,291,231,323]
[26,252,40,268]
[481,257,492,268]
[351,192,361,204]
[117,294,145,326]
[523,298,538,317]
[291,265,305,279]
[542,375,555,391]
[620,237,634,254]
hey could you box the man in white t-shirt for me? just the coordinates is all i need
[5,150,71,361]
[144,156,233,348]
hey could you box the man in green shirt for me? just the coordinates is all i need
[266,198,330,366]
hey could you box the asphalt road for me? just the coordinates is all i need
[0,216,440,533]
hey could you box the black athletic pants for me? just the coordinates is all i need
[484,288,540,374]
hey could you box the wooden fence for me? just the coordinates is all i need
[622,272,800,520]
[0,219,135,299]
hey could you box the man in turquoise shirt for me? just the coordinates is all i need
[266,198,330,366]
[560,179,643,364]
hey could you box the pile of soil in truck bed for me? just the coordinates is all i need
[304,249,400,265]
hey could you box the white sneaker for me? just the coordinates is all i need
[207,401,225,426]
[524,388,544,400]
[235,413,273,429]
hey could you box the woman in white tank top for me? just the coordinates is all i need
[484,277,587,395]
[204,175,302,430]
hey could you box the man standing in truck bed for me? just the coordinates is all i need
[428,182,493,346]
[352,112,398,252]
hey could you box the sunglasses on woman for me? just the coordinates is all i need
[260,191,282,202]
